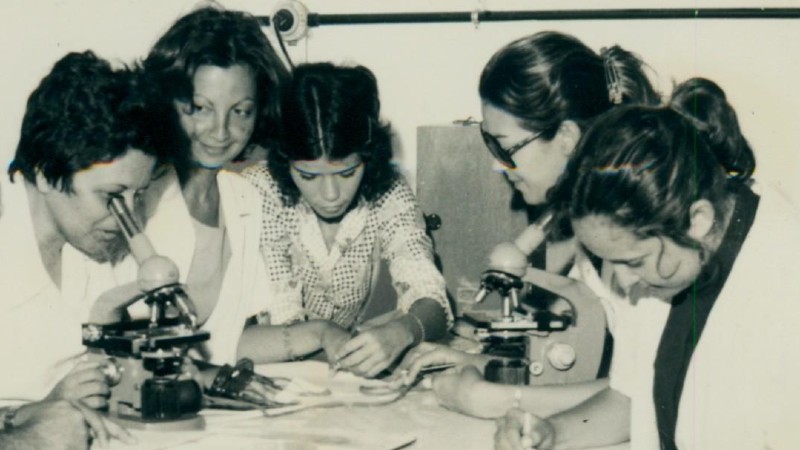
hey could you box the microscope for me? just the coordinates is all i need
[82,196,208,430]
[462,211,607,386]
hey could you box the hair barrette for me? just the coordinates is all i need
[601,48,624,105]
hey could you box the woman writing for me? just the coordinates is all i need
[496,78,800,449]
[241,63,452,378]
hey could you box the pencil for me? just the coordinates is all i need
[417,363,457,375]
[520,411,534,448]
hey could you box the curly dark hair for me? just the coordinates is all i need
[268,62,397,205]
[142,6,289,167]
[9,51,167,192]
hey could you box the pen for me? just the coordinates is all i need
[401,362,457,386]
[520,411,534,448]
[330,345,358,377]
[329,361,341,378]
[416,363,456,376]
[329,325,361,377]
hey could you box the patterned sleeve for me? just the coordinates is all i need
[375,178,453,326]
[241,163,306,324]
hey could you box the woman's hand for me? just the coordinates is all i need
[429,365,490,417]
[13,400,136,449]
[495,408,555,450]
[334,321,413,378]
[394,342,489,385]
[45,361,110,409]
[320,323,351,365]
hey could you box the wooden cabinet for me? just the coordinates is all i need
[417,125,535,314]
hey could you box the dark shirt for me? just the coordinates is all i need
[653,186,760,450]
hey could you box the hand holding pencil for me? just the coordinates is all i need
[330,320,413,378]
[494,408,556,450]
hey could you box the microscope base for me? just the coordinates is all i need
[106,412,206,431]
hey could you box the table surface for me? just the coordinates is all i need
[107,361,628,450]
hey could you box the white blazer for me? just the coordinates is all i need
[122,167,271,365]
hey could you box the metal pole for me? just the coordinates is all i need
[258,8,800,28]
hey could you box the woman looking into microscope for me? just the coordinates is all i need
[395,30,662,419]
[495,78,800,450]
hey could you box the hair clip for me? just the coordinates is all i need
[601,48,624,105]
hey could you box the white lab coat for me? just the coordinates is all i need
[0,178,120,402]
[596,184,800,449]
[121,168,272,365]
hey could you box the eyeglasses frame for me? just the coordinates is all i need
[479,126,544,169]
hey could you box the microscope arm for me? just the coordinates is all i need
[89,281,146,324]
[105,195,197,328]
[486,209,554,277]
[519,267,605,324]
[512,210,553,255]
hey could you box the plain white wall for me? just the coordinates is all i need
[2,0,800,201]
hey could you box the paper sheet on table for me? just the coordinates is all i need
[249,360,406,416]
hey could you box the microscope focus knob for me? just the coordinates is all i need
[528,361,545,377]
[138,255,180,291]
[101,358,122,386]
[546,343,577,371]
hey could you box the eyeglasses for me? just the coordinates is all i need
[480,127,543,170]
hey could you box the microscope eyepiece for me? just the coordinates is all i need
[107,194,142,239]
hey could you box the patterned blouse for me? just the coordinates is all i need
[242,162,452,329]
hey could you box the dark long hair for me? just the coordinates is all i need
[267,62,396,206]
[562,78,755,253]
[479,31,660,139]
[143,6,289,167]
